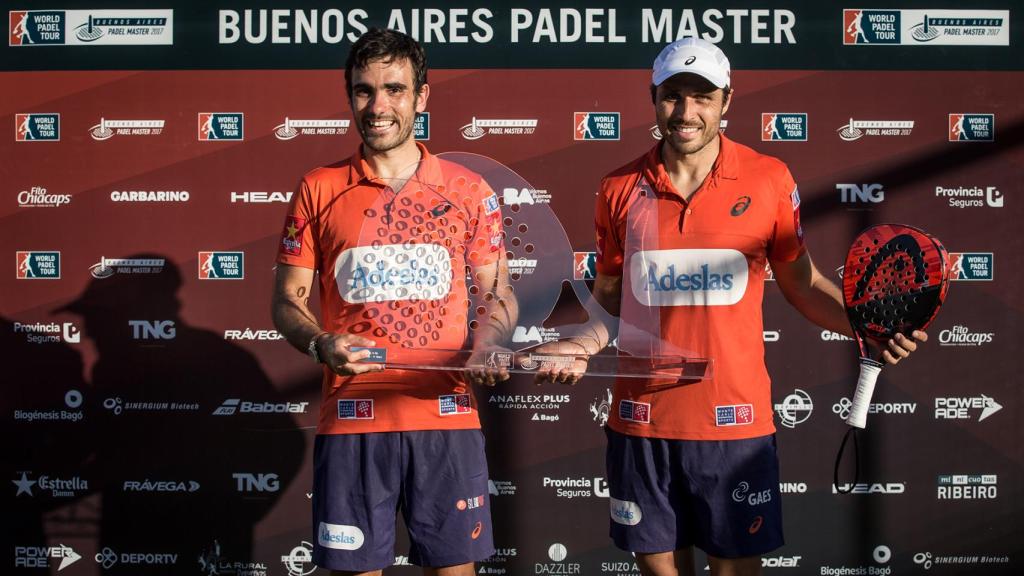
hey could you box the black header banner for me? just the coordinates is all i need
[3,1,1019,71]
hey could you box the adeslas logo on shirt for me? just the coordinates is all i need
[630,249,749,306]
[646,263,735,291]
[335,244,453,303]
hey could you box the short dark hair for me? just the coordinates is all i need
[345,28,427,98]
[649,83,732,104]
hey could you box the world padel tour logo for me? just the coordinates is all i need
[89,117,164,140]
[460,117,537,140]
[949,114,994,142]
[15,113,59,141]
[9,10,173,46]
[761,113,807,141]
[836,118,913,141]
[844,10,901,44]
[16,251,60,279]
[949,253,993,281]
[198,251,244,280]
[574,252,596,280]
[198,113,243,141]
[574,112,620,141]
[843,10,1008,45]
[414,112,430,140]
[273,117,349,140]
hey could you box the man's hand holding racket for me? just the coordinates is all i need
[870,330,928,366]
[841,224,950,429]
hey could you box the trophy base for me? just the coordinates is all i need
[353,347,711,382]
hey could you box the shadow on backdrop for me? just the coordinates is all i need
[56,255,305,574]
[3,313,91,573]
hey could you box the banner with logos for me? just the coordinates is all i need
[3,2,1021,70]
[4,2,1021,576]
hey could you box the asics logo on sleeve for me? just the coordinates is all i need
[629,249,748,306]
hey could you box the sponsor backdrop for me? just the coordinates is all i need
[3,2,1021,575]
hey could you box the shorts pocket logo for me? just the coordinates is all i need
[609,497,642,526]
[318,522,365,550]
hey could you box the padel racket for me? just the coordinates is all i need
[841,224,950,428]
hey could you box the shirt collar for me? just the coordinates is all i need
[642,132,739,198]
[349,141,440,187]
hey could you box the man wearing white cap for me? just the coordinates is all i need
[537,38,925,575]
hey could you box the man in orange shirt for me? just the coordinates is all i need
[272,29,512,576]
[538,38,926,576]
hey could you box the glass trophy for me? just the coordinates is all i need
[337,152,712,384]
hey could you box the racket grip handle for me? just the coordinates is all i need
[845,358,883,429]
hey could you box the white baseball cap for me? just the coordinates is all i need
[652,37,731,89]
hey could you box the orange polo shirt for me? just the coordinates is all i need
[596,135,805,440]
[277,143,503,434]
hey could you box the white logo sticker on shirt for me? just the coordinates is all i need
[629,249,749,306]
[335,243,452,303]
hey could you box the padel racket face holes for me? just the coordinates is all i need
[844,226,950,342]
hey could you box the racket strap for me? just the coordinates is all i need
[832,426,861,494]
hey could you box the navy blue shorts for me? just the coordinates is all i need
[605,428,784,558]
[312,430,494,572]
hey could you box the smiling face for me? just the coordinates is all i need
[654,73,731,158]
[349,57,429,154]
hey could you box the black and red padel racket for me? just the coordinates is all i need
[841,224,950,429]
